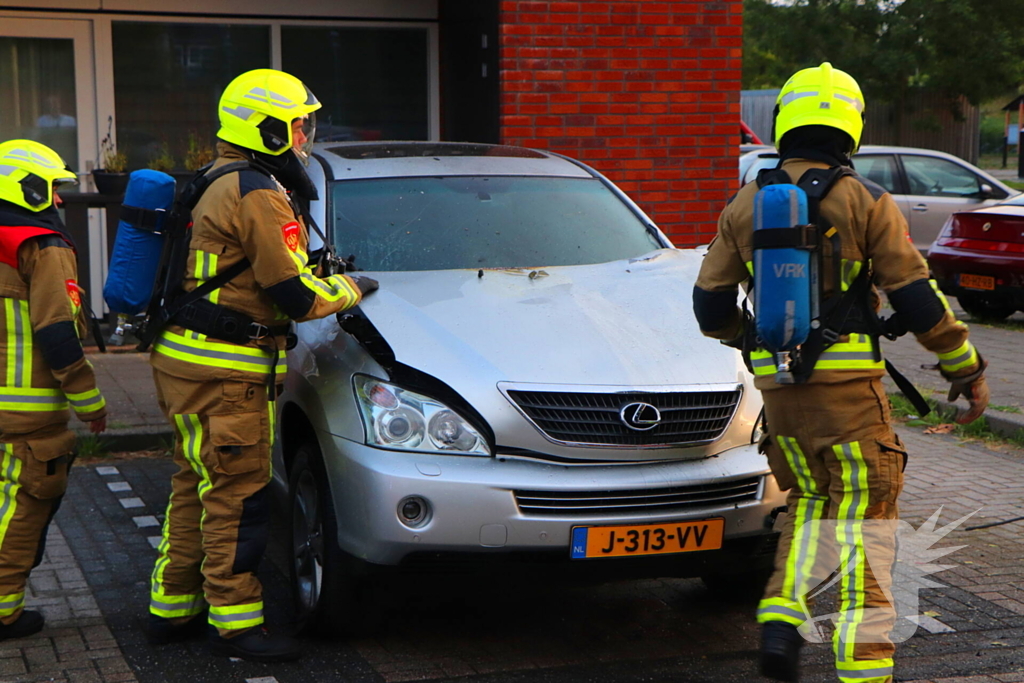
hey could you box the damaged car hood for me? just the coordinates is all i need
[354,249,748,388]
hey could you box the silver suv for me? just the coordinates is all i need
[272,142,785,633]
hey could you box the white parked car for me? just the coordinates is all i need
[273,141,785,633]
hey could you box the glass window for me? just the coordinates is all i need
[329,176,663,272]
[112,22,270,171]
[852,154,899,194]
[0,37,78,166]
[281,27,429,142]
[900,154,983,198]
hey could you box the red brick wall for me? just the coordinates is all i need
[499,1,742,246]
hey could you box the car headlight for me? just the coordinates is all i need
[353,375,491,456]
[751,407,766,444]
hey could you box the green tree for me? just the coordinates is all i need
[744,0,1024,107]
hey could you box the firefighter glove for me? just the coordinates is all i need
[352,276,379,296]
[946,357,989,425]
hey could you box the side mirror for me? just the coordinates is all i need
[978,183,995,199]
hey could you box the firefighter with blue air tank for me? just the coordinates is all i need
[693,63,989,683]
[0,139,107,641]
[144,68,376,661]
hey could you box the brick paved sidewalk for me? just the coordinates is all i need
[0,523,136,683]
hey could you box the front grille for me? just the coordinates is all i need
[505,389,741,447]
[514,477,762,516]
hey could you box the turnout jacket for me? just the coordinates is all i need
[151,143,363,384]
[0,204,106,436]
[694,158,981,392]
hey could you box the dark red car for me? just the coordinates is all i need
[928,196,1024,320]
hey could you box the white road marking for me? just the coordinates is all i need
[107,481,132,492]
[908,614,956,633]
[95,466,120,476]
[147,536,161,549]
[133,516,160,528]
[118,497,145,509]
[246,678,280,683]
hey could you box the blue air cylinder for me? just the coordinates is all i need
[103,170,176,315]
[753,183,814,353]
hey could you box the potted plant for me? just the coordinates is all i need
[92,116,129,195]
[147,143,176,173]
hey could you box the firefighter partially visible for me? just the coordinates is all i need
[145,69,376,662]
[0,139,107,640]
[693,63,988,683]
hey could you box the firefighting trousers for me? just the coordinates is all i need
[149,368,274,636]
[758,378,904,683]
[0,426,76,625]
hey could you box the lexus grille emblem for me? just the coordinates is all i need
[619,402,661,431]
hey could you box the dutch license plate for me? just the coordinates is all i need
[960,273,995,291]
[570,519,725,559]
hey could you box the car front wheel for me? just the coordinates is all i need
[288,441,385,637]
[956,292,1015,322]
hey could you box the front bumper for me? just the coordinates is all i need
[322,433,785,567]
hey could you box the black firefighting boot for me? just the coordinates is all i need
[147,612,208,645]
[0,610,44,641]
[208,625,301,662]
[760,621,802,682]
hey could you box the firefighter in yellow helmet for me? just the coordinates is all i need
[145,69,374,661]
[693,63,988,682]
[0,140,107,640]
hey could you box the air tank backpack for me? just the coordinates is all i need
[749,165,931,416]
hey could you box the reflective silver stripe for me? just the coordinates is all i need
[751,356,775,368]
[780,90,819,107]
[0,392,66,405]
[759,604,805,621]
[243,87,296,109]
[940,349,973,368]
[0,454,19,538]
[12,299,23,387]
[834,92,865,112]
[150,596,203,612]
[839,666,893,680]
[208,609,262,624]
[0,595,23,609]
[0,165,17,176]
[836,443,866,660]
[69,394,104,410]
[819,351,876,361]
[156,336,274,368]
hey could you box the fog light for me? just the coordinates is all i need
[398,496,430,528]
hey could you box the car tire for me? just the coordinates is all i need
[700,567,772,603]
[956,293,1015,322]
[288,441,385,637]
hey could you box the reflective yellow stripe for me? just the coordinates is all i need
[929,279,952,313]
[66,387,106,414]
[195,251,222,306]
[836,657,894,682]
[208,601,264,630]
[3,298,31,388]
[153,330,286,375]
[839,259,864,292]
[744,260,754,277]
[751,334,883,376]
[0,387,69,412]
[152,414,212,618]
[288,249,360,305]
[0,590,25,618]
[833,441,870,663]
[757,596,806,627]
[937,340,978,374]
[776,437,828,606]
[149,591,205,618]
[0,445,22,559]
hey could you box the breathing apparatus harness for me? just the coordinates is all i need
[746,164,931,416]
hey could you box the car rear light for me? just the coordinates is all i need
[935,211,1024,251]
